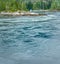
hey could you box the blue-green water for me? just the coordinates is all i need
[0,12,60,64]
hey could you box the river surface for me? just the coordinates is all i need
[0,12,60,64]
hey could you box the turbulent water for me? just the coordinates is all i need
[0,12,60,64]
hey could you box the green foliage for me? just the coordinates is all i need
[51,0,60,10]
[26,1,33,10]
[0,0,60,12]
[33,2,41,10]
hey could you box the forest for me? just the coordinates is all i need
[0,0,60,12]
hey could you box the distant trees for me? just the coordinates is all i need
[51,0,60,10]
[0,0,6,11]
[33,0,52,10]
[0,0,60,12]
[26,1,33,10]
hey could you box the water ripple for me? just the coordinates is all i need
[34,32,52,39]
[0,13,60,64]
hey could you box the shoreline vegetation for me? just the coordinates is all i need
[0,0,60,16]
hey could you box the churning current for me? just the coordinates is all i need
[0,12,60,64]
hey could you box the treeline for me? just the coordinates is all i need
[51,0,60,10]
[0,0,60,12]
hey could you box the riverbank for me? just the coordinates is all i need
[0,11,46,16]
[0,10,60,16]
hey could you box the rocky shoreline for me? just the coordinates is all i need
[0,10,60,16]
[0,12,46,16]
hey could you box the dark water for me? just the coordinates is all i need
[0,12,60,64]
